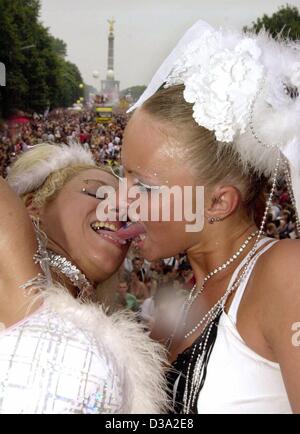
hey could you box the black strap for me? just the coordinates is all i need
[166,311,222,414]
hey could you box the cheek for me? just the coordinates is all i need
[60,202,85,232]
[45,198,89,242]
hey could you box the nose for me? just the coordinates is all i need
[111,166,137,223]
[114,178,131,222]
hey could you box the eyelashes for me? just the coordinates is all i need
[110,166,163,192]
[134,180,161,192]
[81,189,99,199]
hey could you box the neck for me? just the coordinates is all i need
[46,237,73,264]
[49,268,79,297]
[187,216,259,285]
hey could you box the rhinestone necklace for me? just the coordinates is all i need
[47,250,94,297]
[165,229,259,349]
[183,230,259,339]
[181,154,281,414]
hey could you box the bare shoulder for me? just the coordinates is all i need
[254,238,300,341]
[254,239,300,413]
[258,238,300,284]
[0,176,38,283]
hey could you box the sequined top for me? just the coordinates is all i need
[0,306,123,414]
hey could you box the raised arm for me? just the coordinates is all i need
[0,177,42,326]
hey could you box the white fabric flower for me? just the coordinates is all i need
[165,30,264,142]
[291,62,300,88]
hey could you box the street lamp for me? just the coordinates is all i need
[78,83,85,105]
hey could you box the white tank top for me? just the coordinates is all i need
[197,237,292,414]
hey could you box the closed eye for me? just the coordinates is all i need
[81,190,99,199]
[81,179,109,199]
[134,180,162,192]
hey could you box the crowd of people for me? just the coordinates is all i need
[0,107,298,324]
[0,109,126,177]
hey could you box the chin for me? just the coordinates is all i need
[86,260,119,283]
[141,246,165,262]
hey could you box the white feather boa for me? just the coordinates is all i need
[7,143,95,196]
[37,284,170,414]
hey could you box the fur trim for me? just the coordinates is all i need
[37,285,170,414]
[232,32,300,178]
[7,143,95,195]
[132,22,300,180]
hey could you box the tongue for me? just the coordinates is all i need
[115,223,146,240]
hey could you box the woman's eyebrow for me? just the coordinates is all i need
[83,179,109,186]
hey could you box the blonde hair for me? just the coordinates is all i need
[7,143,110,208]
[142,85,268,222]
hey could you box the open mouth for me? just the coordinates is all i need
[90,221,128,246]
[91,221,119,232]
[114,222,147,242]
[90,220,147,246]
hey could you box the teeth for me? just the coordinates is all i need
[91,221,118,232]
[91,222,127,246]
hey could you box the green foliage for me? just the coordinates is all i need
[56,60,83,108]
[244,4,300,40]
[0,0,83,117]
[51,37,67,58]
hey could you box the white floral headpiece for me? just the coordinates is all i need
[164,31,264,143]
[7,142,95,196]
[129,20,300,220]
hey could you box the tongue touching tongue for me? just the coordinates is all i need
[116,223,146,240]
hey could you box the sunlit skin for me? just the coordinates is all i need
[121,108,300,412]
[30,168,129,284]
[0,168,130,327]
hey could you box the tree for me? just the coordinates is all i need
[0,0,30,115]
[244,4,300,40]
[0,0,83,117]
[51,37,67,58]
[56,60,83,107]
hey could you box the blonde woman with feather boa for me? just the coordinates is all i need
[0,143,168,414]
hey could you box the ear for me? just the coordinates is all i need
[207,185,241,220]
[24,194,42,219]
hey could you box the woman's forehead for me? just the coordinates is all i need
[122,111,186,175]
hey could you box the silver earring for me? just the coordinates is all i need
[208,216,222,224]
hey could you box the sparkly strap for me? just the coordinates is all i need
[227,237,279,322]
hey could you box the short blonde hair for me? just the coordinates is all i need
[7,143,110,208]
